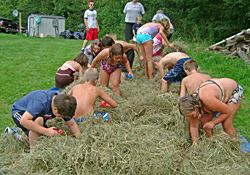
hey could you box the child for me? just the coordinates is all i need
[178,78,244,145]
[153,52,191,92]
[132,16,142,46]
[83,39,103,67]
[180,60,211,97]
[68,68,118,124]
[153,33,168,57]
[81,0,99,51]
[137,18,174,79]
[91,43,133,96]
[55,53,88,90]
[11,90,80,148]
[101,36,143,82]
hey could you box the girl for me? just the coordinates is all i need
[178,78,244,145]
[84,39,103,67]
[137,18,174,79]
[91,43,133,96]
[55,53,88,89]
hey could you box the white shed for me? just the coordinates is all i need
[27,14,65,37]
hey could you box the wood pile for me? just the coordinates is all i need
[208,29,250,62]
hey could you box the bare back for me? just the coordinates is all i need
[183,73,211,95]
[160,52,189,70]
[115,40,131,53]
[198,78,238,104]
[61,60,80,71]
[68,83,100,118]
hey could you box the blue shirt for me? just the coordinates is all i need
[11,90,71,121]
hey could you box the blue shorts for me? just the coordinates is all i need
[163,57,192,83]
[73,111,110,124]
[136,33,152,44]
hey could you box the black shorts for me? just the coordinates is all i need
[121,48,135,72]
[12,111,47,136]
[125,23,135,40]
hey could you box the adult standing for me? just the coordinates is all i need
[152,10,174,40]
[123,0,145,43]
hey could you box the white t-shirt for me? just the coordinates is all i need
[84,9,98,28]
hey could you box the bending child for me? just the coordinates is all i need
[153,52,191,92]
[180,59,211,97]
[137,18,174,79]
[178,78,244,145]
[83,39,103,67]
[91,43,133,96]
[11,90,80,148]
[102,36,143,82]
[68,68,118,124]
[55,53,88,90]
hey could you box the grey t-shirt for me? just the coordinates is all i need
[84,9,98,28]
[123,2,145,23]
[152,13,174,33]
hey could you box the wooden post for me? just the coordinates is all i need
[19,13,22,34]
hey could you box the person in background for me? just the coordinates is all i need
[91,43,133,96]
[55,53,88,90]
[101,36,143,82]
[123,0,145,43]
[83,39,103,67]
[132,16,143,46]
[81,0,99,51]
[152,10,174,40]
[137,18,174,79]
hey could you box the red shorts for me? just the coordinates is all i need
[86,28,98,40]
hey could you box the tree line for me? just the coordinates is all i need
[1,0,249,43]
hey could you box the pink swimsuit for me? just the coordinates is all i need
[101,55,121,74]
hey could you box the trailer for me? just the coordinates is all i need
[27,14,65,37]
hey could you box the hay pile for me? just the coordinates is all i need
[1,54,250,174]
[162,39,189,56]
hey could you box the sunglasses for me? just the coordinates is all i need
[93,41,102,47]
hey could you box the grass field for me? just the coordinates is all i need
[0,33,249,141]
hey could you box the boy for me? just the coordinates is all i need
[11,90,80,148]
[81,0,99,51]
[180,60,211,97]
[101,36,143,82]
[153,52,191,92]
[132,16,142,46]
[68,68,118,124]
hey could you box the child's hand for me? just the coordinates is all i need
[127,72,134,79]
[203,121,215,130]
[169,43,174,48]
[44,127,58,137]
[99,101,111,108]
[139,55,143,61]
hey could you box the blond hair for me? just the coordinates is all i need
[178,95,200,116]
[84,68,99,83]
[135,16,142,21]
[158,18,171,36]
[183,60,198,72]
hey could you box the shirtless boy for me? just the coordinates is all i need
[102,36,143,82]
[153,52,192,92]
[180,59,211,97]
[178,78,244,145]
[68,68,118,124]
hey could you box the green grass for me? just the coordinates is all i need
[0,34,249,140]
